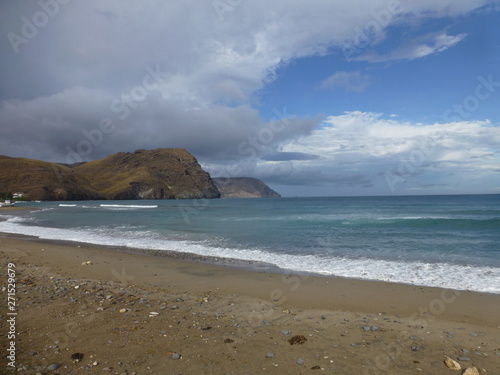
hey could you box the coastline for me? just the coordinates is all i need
[1,234,499,374]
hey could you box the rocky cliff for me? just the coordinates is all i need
[212,177,281,198]
[0,149,220,201]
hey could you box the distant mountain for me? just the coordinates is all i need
[212,177,281,198]
[0,149,220,201]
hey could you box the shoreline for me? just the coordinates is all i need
[1,235,499,374]
[2,229,500,297]
[2,233,500,323]
[1,204,498,295]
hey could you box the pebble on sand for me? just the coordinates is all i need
[462,367,480,375]
[70,352,84,363]
[47,363,61,370]
[444,356,461,370]
[288,335,307,345]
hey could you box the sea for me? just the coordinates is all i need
[1,194,499,294]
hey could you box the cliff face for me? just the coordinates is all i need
[0,149,220,201]
[212,177,281,198]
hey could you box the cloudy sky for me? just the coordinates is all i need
[1,0,500,196]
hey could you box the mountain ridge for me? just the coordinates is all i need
[0,149,220,201]
[212,177,281,198]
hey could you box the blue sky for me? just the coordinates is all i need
[257,10,500,124]
[1,1,499,197]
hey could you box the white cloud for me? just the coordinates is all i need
[355,30,468,62]
[286,111,500,166]
[249,112,500,194]
[320,71,370,93]
[0,1,488,103]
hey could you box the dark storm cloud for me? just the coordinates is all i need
[262,152,320,161]
[0,0,330,165]
[0,87,320,164]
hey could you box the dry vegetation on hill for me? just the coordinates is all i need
[0,149,220,201]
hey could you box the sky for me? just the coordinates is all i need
[1,0,500,197]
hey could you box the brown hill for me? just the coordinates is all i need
[212,177,281,198]
[0,155,97,201]
[0,149,220,201]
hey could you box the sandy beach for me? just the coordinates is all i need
[1,234,499,374]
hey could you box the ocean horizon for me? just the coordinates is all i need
[2,194,499,294]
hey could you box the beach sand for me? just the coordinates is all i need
[1,234,499,374]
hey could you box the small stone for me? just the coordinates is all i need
[444,356,461,370]
[71,352,84,362]
[288,335,307,345]
[411,346,421,352]
[296,358,304,365]
[119,308,127,313]
[363,326,371,331]
[224,338,234,344]
[469,332,478,337]
[281,330,290,335]
[462,368,479,375]
[321,315,327,320]
[171,353,181,360]
[47,363,61,370]
[171,305,179,310]
[311,365,321,370]
[457,357,471,361]
[265,352,275,358]
[282,309,290,314]
[262,320,271,325]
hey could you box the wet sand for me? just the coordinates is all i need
[1,235,499,374]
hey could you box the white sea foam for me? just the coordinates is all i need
[100,204,158,209]
[0,218,498,294]
[59,204,77,207]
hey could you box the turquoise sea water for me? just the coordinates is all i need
[2,195,499,293]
